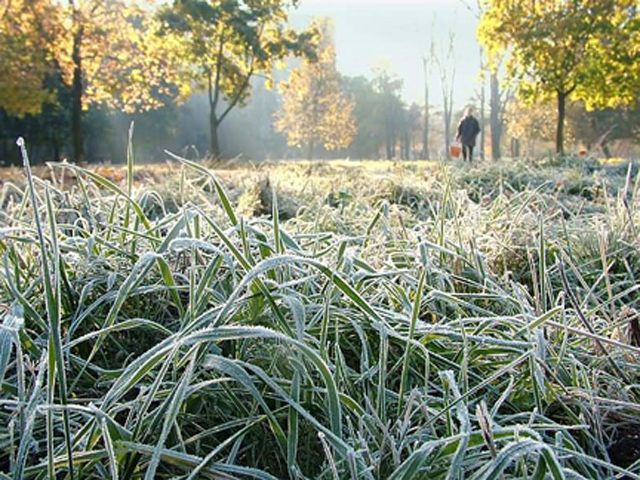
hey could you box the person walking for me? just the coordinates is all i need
[456,107,481,162]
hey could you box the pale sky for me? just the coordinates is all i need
[290,0,482,109]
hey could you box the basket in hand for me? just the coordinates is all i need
[449,142,461,158]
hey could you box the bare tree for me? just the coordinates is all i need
[422,56,430,159]
[432,32,456,160]
[487,56,515,160]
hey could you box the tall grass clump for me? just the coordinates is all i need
[1,145,640,479]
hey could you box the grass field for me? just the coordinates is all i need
[1,149,640,479]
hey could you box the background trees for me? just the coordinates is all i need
[342,76,385,158]
[0,0,57,117]
[0,0,316,162]
[479,0,640,155]
[0,0,176,162]
[371,67,406,160]
[0,0,637,164]
[58,1,174,161]
[158,0,317,157]
[274,20,356,159]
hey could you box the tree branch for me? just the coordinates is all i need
[457,0,481,19]
[218,65,255,124]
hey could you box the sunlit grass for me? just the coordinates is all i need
[1,150,639,479]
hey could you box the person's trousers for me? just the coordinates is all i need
[462,144,474,161]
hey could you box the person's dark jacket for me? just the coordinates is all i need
[456,115,481,146]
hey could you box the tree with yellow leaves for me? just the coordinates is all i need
[0,1,174,161]
[0,0,58,117]
[55,1,175,162]
[478,0,639,156]
[275,20,356,159]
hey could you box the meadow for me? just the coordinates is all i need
[1,148,640,479]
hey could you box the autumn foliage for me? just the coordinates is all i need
[478,0,640,155]
[0,0,316,160]
[275,21,356,158]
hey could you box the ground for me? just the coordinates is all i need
[1,156,639,479]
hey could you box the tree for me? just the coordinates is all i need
[0,0,58,117]
[478,48,486,161]
[485,55,513,160]
[432,33,456,159]
[371,66,405,160]
[56,1,174,162]
[489,68,503,159]
[342,74,421,160]
[0,0,174,162]
[343,76,385,158]
[422,56,431,159]
[275,21,356,159]
[159,0,317,158]
[479,0,640,155]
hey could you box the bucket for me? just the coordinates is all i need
[450,143,461,158]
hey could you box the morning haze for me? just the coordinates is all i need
[293,0,481,106]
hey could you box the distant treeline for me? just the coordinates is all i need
[0,72,433,165]
[2,73,637,166]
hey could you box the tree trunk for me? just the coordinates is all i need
[403,133,410,160]
[209,108,220,158]
[422,58,429,159]
[207,68,221,158]
[385,127,394,160]
[489,73,502,160]
[0,111,8,166]
[407,133,411,159]
[53,139,61,162]
[479,48,485,161]
[71,20,84,163]
[510,137,520,158]
[556,90,567,156]
[1,138,9,166]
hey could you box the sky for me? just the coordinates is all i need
[290,0,482,109]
